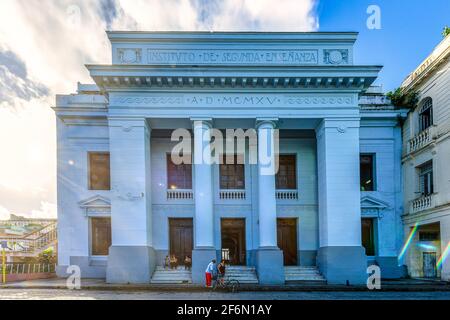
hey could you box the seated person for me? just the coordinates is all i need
[184,256,192,270]
[164,255,170,269]
[170,255,178,269]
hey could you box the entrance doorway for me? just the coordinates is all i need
[169,218,193,265]
[221,219,246,265]
[277,218,298,266]
[423,252,437,278]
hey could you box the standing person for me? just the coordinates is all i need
[205,259,216,288]
[217,260,226,286]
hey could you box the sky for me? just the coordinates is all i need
[0,0,448,219]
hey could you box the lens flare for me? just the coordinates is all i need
[417,243,436,250]
[437,242,450,269]
[398,223,419,264]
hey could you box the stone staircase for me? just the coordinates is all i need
[224,266,259,284]
[284,266,326,283]
[150,266,192,284]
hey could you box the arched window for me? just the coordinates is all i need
[419,98,433,132]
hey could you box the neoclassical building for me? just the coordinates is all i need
[401,34,450,281]
[54,32,406,285]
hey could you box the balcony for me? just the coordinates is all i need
[276,190,299,201]
[167,189,193,200]
[219,190,246,200]
[408,126,436,154]
[411,194,435,214]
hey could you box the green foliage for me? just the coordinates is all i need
[38,247,56,265]
[443,26,450,38]
[386,88,419,109]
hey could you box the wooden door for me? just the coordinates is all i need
[169,219,193,264]
[277,218,298,266]
[221,219,246,265]
[91,218,111,256]
[423,252,437,278]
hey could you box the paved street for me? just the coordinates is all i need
[1,289,450,300]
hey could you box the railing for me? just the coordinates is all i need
[167,189,193,200]
[1,222,57,255]
[276,190,299,201]
[408,126,435,154]
[0,263,56,275]
[411,194,434,213]
[219,190,246,200]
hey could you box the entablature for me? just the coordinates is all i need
[87,64,381,91]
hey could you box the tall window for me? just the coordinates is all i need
[419,161,433,196]
[361,218,376,256]
[360,154,375,192]
[167,154,192,190]
[89,152,111,190]
[91,218,111,256]
[419,98,433,132]
[276,155,297,190]
[220,155,245,190]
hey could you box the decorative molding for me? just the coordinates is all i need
[79,195,111,217]
[336,126,347,134]
[117,48,142,64]
[111,94,355,107]
[361,196,389,219]
[324,49,349,65]
[122,126,133,132]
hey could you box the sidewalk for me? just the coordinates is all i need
[1,278,450,292]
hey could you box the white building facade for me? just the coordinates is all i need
[401,35,450,281]
[54,32,406,285]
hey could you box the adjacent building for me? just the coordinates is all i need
[53,32,406,285]
[401,34,450,281]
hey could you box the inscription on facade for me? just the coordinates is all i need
[146,50,318,65]
[113,94,354,106]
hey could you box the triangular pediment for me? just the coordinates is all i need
[79,195,111,208]
[361,196,389,210]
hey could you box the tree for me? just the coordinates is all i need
[386,88,419,109]
[443,26,450,38]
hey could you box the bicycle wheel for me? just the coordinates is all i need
[227,279,240,293]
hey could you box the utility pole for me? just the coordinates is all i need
[1,241,6,284]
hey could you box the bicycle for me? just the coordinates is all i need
[212,276,240,293]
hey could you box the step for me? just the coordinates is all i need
[151,268,193,284]
[284,267,326,283]
[224,266,259,284]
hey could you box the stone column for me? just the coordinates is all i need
[315,118,367,285]
[255,119,285,285]
[191,119,216,284]
[106,118,155,284]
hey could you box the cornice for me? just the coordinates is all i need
[107,31,359,44]
[402,35,450,92]
[87,64,381,91]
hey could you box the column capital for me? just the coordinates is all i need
[256,118,279,130]
[191,118,213,129]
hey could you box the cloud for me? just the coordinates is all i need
[0,0,318,219]
[194,0,319,31]
[0,206,10,221]
[0,47,49,105]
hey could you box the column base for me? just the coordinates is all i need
[192,247,217,285]
[106,246,156,284]
[317,246,367,285]
[255,247,285,285]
